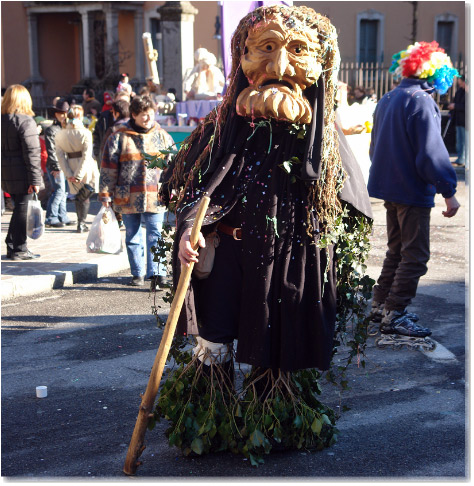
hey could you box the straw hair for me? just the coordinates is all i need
[1,84,35,116]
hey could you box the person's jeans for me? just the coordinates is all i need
[121,212,167,279]
[45,169,71,224]
[455,125,466,166]
[372,202,431,312]
[5,193,33,254]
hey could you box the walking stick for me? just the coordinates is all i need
[123,196,210,476]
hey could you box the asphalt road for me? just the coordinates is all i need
[1,176,467,481]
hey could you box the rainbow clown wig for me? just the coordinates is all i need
[389,41,459,94]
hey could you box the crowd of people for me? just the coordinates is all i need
[1,77,176,290]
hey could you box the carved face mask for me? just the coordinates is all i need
[236,17,323,124]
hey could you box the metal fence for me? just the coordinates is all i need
[338,60,466,103]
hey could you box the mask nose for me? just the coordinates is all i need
[266,48,295,79]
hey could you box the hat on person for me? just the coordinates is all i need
[388,41,459,94]
[53,99,70,113]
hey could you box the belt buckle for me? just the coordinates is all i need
[233,228,242,241]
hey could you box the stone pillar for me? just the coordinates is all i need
[26,12,44,99]
[132,9,145,86]
[105,7,120,75]
[157,1,198,100]
[79,9,96,79]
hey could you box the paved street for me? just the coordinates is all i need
[1,168,467,480]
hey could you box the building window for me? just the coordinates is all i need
[359,19,378,63]
[356,10,384,64]
[435,14,458,61]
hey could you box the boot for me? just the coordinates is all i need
[75,198,90,233]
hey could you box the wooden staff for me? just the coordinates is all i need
[123,196,210,476]
[142,32,160,84]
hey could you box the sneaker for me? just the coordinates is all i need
[380,310,431,337]
[65,221,76,226]
[128,276,145,286]
[368,301,384,322]
[10,249,40,261]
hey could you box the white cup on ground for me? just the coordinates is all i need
[36,386,47,398]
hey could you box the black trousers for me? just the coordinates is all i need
[74,197,90,225]
[372,201,431,312]
[5,192,33,254]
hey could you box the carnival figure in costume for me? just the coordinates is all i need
[156,5,373,460]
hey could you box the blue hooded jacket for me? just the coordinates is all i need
[368,78,457,207]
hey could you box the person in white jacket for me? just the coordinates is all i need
[55,105,99,233]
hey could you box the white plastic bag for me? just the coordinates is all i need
[86,206,123,254]
[26,193,44,239]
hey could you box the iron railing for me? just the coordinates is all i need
[338,60,466,102]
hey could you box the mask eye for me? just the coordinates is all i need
[265,44,273,51]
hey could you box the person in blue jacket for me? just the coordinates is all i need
[368,41,460,337]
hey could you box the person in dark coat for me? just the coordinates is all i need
[368,41,460,336]
[162,6,372,375]
[44,99,75,228]
[1,84,42,260]
[92,91,130,167]
[82,88,102,116]
[448,75,466,167]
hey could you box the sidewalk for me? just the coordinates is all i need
[1,200,130,301]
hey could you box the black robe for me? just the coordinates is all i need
[164,72,372,372]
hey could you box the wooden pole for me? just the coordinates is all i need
[123,196,210,476]
[142,32,160,85]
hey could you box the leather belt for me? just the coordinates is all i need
[67,151,82,158]
[216,222,242,241]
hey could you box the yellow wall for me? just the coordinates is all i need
[37,13,81,96]
[118,10,136,77]
[1,1,30,88]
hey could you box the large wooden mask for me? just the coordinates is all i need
[236,16,323,124]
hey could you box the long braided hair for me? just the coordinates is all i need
[170,5,344,233]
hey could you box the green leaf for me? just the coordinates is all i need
[249,452,260,467]
[250,429,265,447]
[321,414,332,425]
[147,416,156,431]
[311,418,322,435]
[273,426,282,443]
[190,437,204,455]
[264,415,273,428]
[293,415,303,428]
[235,403,242,417]
[282,160,292,173]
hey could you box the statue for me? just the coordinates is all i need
[183,48,225,100]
